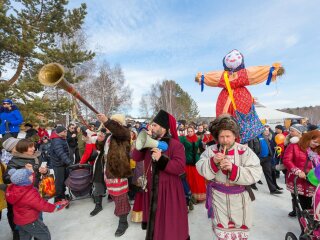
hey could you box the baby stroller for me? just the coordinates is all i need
[65,164,93,205]
[285,176,320,240]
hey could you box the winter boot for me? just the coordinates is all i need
[115,214,129,237]
[108,194,114,202]
[191,195,197,205]
[188,199,194,211]
[288,198,297,217]
[90,196,103,216]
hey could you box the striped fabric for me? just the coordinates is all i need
[105,178,129,196]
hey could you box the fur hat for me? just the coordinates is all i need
[290,124,306,134]
[56,126,67,134]
[111,114,126,126]
[153,109,178,140]
[2,137,20,152]
[209,114,239,140]
[153,110,169,129]
[8,168,33,186]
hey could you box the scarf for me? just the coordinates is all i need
[186,134,198,143]
[307,147,320,168]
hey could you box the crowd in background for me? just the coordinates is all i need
[1,97,320,240]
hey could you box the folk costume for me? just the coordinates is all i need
[196,115,262,240]
[132,110,189,240]
[102,115,132,237]
[179,134,206,202]
[197,143,262,240]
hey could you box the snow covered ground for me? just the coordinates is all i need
[0,176,301,240]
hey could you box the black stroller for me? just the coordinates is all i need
[65,164,93,206]
[285,176,320,240]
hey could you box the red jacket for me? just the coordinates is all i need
[283,143,315,196]
[6,184,56,225]
[283,144,313,174]
[80,143,97,164]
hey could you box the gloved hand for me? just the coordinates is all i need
[54,199,69,211]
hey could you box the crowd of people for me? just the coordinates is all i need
[1,97,320,240]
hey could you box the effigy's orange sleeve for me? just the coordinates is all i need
[198,70,223,87]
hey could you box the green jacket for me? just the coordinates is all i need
[179,136,204,165]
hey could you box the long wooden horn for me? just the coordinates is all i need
[38,63,99,114]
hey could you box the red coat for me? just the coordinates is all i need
[283,143,315,197]
[132,137,189,240]
[6,184,56,225]
[80,143,97,165]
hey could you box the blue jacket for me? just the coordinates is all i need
[258,134,273,158]
[50,132,71,167]
[0,105,23,134]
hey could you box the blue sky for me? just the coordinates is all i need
[64,0,320,116]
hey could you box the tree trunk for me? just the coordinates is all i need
[5,56,25,85]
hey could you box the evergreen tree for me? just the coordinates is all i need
[0,0,95,124]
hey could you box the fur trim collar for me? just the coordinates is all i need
[13,151,41,159]
[290,136,300,144]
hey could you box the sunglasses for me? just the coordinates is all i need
[2,103,10,105]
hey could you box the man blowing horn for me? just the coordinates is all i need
[97,113,132,237]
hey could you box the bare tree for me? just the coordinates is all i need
[77,61,132,117]
[139,93,152,118]
[144,80,199,121]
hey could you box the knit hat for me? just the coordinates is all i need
[2,137,20,152]
[2,99,13,105]
[56,126,67,134]
[290,124,306,134]
[8,168,33,186]
[153,109,178,140]
[111,114,126,126]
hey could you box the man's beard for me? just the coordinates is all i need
[151,132,161,139]
[151,129,164,139]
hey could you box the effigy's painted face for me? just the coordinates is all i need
[224,50,243,71]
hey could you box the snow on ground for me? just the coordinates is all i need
[0,176,301,240]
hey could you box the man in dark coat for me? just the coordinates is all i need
[132,110,190,240]
[66,123,80,164]
[258,128,283,194]
[50,126,72,202]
